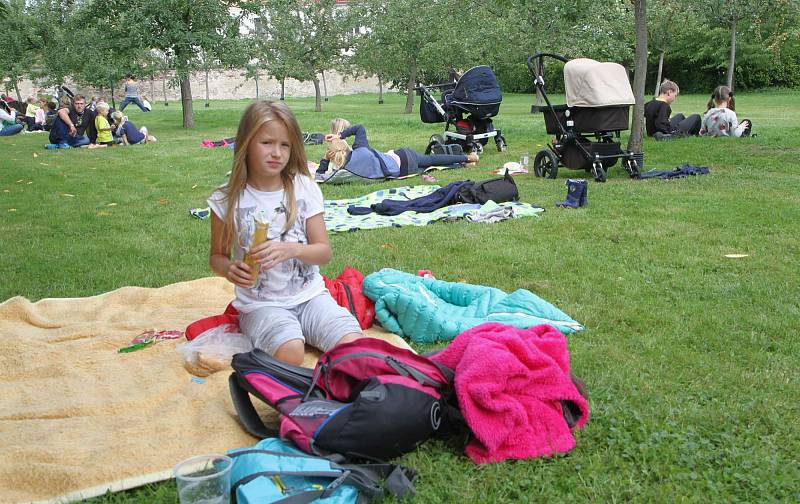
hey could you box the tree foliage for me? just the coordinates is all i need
[254,0,356,111]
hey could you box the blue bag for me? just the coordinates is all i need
[229,438,417,503]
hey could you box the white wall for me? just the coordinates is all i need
[13,70,380,102]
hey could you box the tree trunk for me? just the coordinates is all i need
[404,61,418,114]
[163,76,168,106]
[255,70,260,100]
[12,79,22,103]
[312,77,322,112]
[205,67,210,107]
[280,78,285,100]
[627,0,647,154]
[322,71,328,101]
[378,76,384,104]
[180,75,194,128]
[150,76,155,100]
[727,17,737,91]
[109,79,115,109]
[654,50,664,97]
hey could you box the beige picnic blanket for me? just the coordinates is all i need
[0,277,409,504]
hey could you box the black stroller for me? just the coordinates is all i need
[416,66,507,155]
[528,53,640,182]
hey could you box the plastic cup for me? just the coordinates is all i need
[174,454,233,504]
[520,153,530,168]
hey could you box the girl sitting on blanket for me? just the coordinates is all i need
[208,101,363,365]
[317,118,478,180]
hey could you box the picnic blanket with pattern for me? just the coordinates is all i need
[324,185,544,233]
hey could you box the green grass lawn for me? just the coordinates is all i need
[2,90,799,502]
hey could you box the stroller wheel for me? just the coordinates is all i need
[625,158,640,178]
[534,149,559,179]
[467,142,483,155]
[425,134,445,155]
[591,161,607,183]
[495,135,508,152]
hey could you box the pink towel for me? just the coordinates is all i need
[432,322,589,464]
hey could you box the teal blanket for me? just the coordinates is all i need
[363,269,584,343]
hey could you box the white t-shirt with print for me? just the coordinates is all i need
[208,175,325,313]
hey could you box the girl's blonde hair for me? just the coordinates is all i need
[329,117,350,135]
[59,96,72,109]
[328,138,352,169]
[220,101,309,250]
[96,102,109,114]
[111,111,124,128]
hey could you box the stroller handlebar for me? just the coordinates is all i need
[414,82,456,91]
[527,53,570,73]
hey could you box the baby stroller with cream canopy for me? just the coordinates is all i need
[528,53,640,182]
[416,66,507,155]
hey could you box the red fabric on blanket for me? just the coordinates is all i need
[431,322,589,463]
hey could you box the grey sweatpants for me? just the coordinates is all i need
[238,293,362,356]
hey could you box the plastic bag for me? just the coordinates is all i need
[178,323,253,377]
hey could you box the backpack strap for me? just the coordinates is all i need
[228,373,280,439]
[339,463,418,500]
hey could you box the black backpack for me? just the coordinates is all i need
[457,171,519,204]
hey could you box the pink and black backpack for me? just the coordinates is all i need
[229,338,462,461]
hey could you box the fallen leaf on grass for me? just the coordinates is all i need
[60,193,75,197]
[107,203,117,207]
[33,153,38,158]
[3,189,9,193]
[16,179,24,183]
[96,211,111,217]
[26,181,33,185]
[39,162,50,166]
[457,278,467,283]
[724,254,749,259]
[191,184,198,189]
[380,243,394,249]
[8,208,17,212]
[158,198,170,206]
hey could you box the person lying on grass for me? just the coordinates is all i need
[208,101,363,365]
[318,118,478,180]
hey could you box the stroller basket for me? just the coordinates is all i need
[542,104,630,135]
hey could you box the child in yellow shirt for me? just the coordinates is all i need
[91,102,114,147]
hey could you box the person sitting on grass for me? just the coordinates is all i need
[318,118,478,180]
[43,100,58,131]
[89,102,115,148]
[47,95,96,148]
[34,97,48,131]
[0,100,23,137]
[23,97,43,131]
[207,100,363,365]
[111,111,157,145]
[699,85,752,138]
[644,79,701,140]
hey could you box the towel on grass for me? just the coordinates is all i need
[431,322,589,464]
[0,277,409,504]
